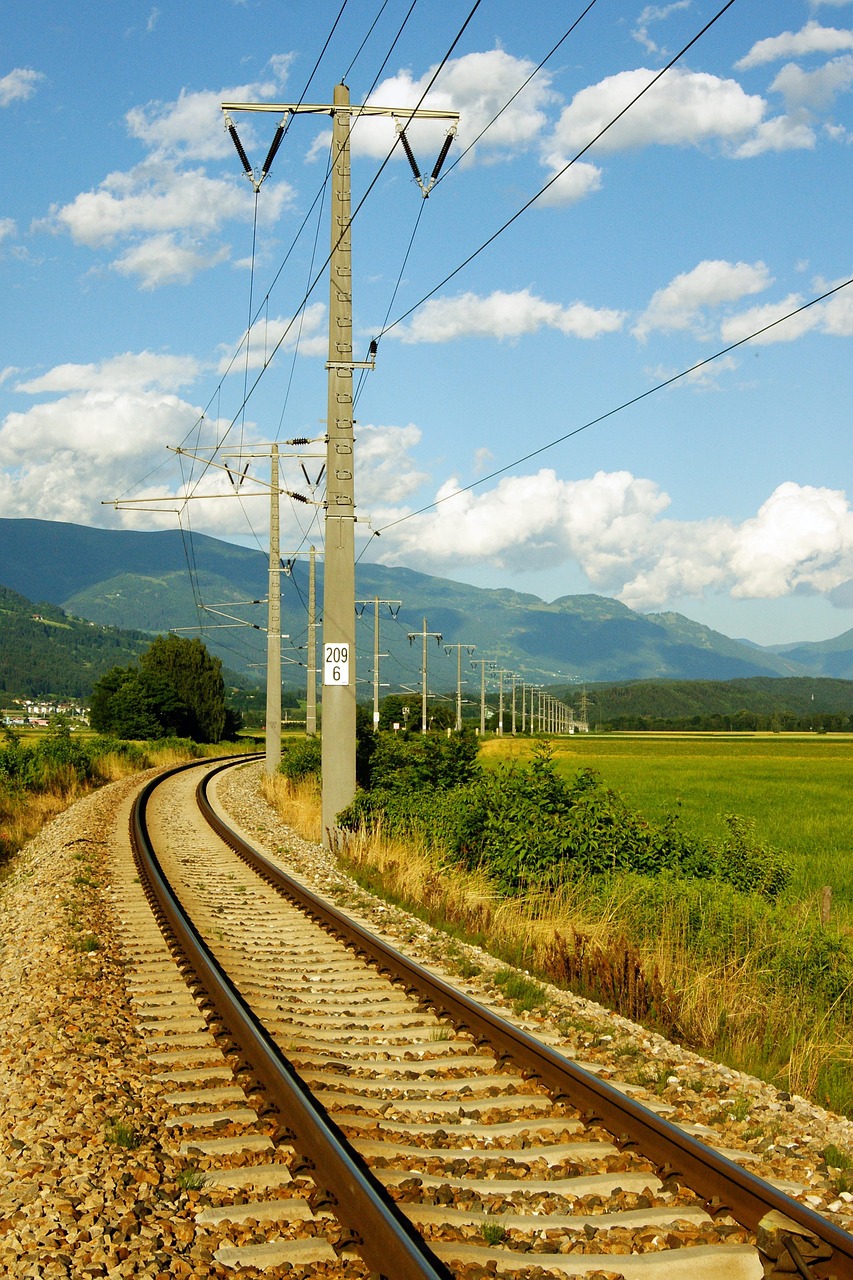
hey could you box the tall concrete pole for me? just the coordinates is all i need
[306,545,317,736]
[373,595,381,729]
[321,83,356,843]
[444,642,474,732]
[265,443,281,775]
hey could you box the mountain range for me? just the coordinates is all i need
[2,517,852,692]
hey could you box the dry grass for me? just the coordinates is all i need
[263,777,853,1113]
[260,773,323,845]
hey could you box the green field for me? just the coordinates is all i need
[482,734,853,916]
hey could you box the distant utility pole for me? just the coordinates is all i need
[283,545,319,736]
[509,673,522,735]
[471,657,495,736]
[408,617,442,733]
[444,642,475,731]
[266,443,281,772]
[356,596,401,728]
[222,88,458,847]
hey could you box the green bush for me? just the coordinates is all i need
[339,739,790,902]
[278,735,322,782]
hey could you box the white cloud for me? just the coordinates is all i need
[15,351,202,395]
[311,50,556,166]
[720,276,853,344]
[394,288,625,344]
[0,217,15,242]
[356,424,429,507]
[736,21,853,70]
[632,2,692,56]
[633,260,773,341]
[0,68,44,107]
[218,302,328,372]
[47,161,275,248]
[770,54,853,110]
[549,67,765,154]
[373,460,853,611]
[533,158,602,207]
[719,292,819,344]
[112,233,230,289]
[733,115,817,157]
[729,483,853,598]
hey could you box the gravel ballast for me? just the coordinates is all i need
[1,763,852,1278]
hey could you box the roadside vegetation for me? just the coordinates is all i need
[0,720,215,868]
[265,725,853,1117]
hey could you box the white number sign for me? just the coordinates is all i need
[323,643,350,685]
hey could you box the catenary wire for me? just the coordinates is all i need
[378,0,739,340]
[369,276,853,537]
[434,0,601,187]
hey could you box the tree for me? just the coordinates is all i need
[139,634,227,742]
[89,636,230,742]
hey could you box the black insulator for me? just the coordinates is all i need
[227,124,253,176]
[399,130,420,181]
[286,436,311,446]
[431,132,454,181]
[368,338,378,358]
[260,124,285,178]
[287,491,310,504]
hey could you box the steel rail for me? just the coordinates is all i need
[130,759,454,1280]
[201,757,853,1280]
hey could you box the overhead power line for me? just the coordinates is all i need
[379,0,739,340]
[372,276,853,537]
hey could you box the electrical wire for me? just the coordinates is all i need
[369,276,853,538]
[433,0,601,187]
[379,0,739,340]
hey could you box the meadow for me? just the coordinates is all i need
[267,729,853,1114]
[480,734,853,919]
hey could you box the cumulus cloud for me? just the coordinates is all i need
[0,68,44,107]
[733,115,817,157]
[634,260,773,341]
[533,158,602,207]
[41,64,295,288]
[770,54,853,110]
[47,162,270,247]
[0,217,15,242]
[111,233,230,289]
[393,288,625,344]
[310,49,556,167]
[15,351,202,395]
[217,302,327,372]
[373,461,853,611]
[549,67,765,154]
[736,20,853,70]
[356,423,429,507]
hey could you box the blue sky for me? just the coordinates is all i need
[1,0,852,646]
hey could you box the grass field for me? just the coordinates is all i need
[480,734,853,918]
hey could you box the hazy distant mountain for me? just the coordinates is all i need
[765,630,853,681]
[0,516,839,688]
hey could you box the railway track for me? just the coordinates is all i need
[118,756,853,1279]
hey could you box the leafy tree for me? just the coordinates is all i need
[90,636,230,742]
[139,634,227,742]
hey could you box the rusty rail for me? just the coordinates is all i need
[130,759,454,1280]
[199,757,853,1280]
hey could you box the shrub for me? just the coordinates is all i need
[278,735,322,782]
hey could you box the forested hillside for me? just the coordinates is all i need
[568,676,853,731]
[0,585,150,699]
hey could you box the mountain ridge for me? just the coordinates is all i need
[2,517,851,684]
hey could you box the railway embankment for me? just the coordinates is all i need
[1,764,852,1276]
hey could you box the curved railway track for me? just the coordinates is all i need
[121,756,853,1280]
